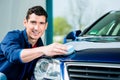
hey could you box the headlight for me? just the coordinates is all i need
[34,58,61,80]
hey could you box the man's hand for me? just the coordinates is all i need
[41,43,68,56]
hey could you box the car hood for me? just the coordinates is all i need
[57,41,120,63]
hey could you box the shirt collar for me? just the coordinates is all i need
[23,29,43,47]
[23,29,31,47]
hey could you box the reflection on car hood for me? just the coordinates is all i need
[65,41,120,51]
[58,41,120,63]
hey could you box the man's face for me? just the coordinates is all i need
[24,13,48,41]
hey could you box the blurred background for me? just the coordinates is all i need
[53,0,120,43]
[0,0,120,44]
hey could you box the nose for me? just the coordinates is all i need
[34,25,39,30]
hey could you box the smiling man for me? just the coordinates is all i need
[0,6,68,80]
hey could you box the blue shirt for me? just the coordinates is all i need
[0,29,44,80]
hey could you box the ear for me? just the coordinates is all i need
[23,19,27,27]
[45,22,48,30]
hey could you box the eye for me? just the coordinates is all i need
[40,22,46,25]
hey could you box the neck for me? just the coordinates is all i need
[28,38,37,47]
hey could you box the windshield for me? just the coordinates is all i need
[84,11,120,36]
[80,11,120,42]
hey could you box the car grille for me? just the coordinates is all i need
[65,62,120,80]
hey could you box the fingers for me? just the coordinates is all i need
[53,43,67,51]
[49,43,68,56]
[53,48,67,54]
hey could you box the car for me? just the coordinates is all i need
[34,10,120,80]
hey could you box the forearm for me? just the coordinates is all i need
[20,47,44,63]
[20,43,68,63]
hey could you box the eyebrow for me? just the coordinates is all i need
[30,21,36,23]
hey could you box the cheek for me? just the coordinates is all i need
[40,26,46,31]
[26,24,34,30]
[42,27,47,33]
[26,26,34,34]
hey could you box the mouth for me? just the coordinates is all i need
[32,30,40,36]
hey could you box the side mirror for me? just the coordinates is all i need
[63,30,81,43]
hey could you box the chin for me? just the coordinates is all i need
[31,36,39,40]
[31,34,42,40]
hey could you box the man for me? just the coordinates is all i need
[0,6,67,80]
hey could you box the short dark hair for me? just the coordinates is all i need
[26,6,48,22]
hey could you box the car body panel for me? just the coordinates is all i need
[57,48,120,63]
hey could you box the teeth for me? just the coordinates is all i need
[33,30,39,35]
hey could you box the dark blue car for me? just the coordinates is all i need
[34,11,120,80]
